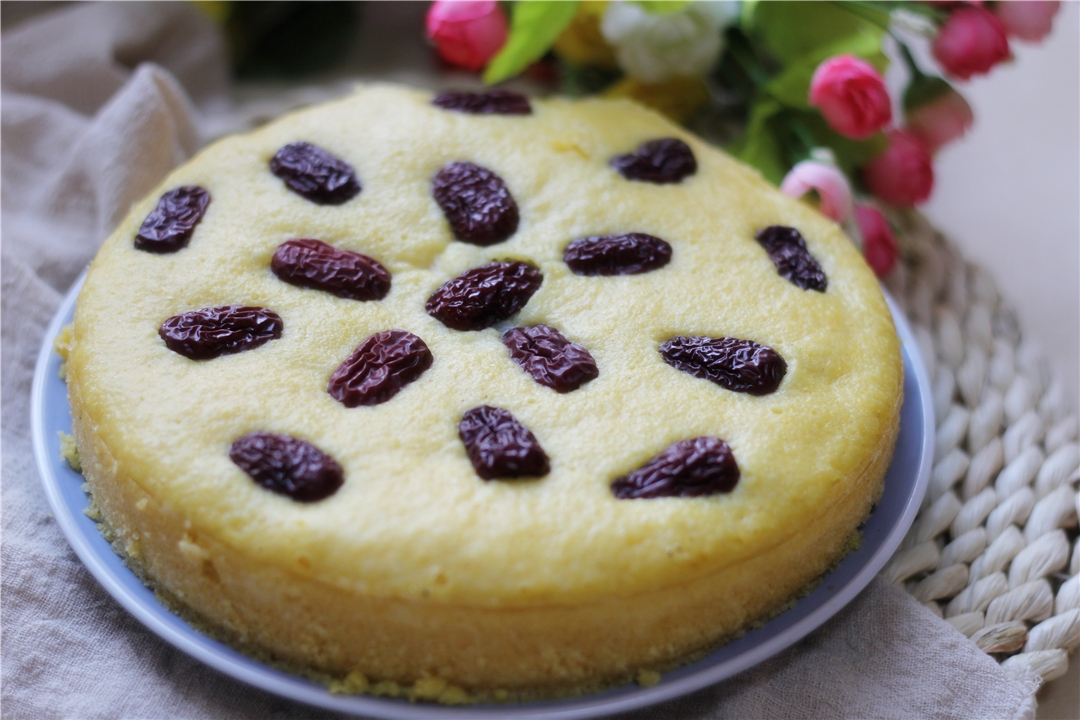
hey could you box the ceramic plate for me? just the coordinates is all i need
[32,272,933,719]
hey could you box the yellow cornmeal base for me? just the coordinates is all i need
[67,84,902,697]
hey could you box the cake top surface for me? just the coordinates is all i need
[71,84,902,605]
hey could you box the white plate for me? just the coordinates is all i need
[32,272,933,719]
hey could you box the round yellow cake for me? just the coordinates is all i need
[66,83,902,700]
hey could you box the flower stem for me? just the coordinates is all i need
[835,1,894,33]
[725,36,769,88]
[788,118,819,163]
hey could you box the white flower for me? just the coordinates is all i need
[601,2,739,84]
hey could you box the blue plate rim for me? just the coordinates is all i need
[31,271,933,719]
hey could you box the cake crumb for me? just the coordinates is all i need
[436,684,470,705]
[125,539,142,560]
[551,138,590,158]
[54,324,73,379]
[58,432,81,472]
[83,504,101,521]
[329,670,370,695]
[410,676,448,701]
[54,324,74,360]
[370,680,404,698]
[410,676,472,705]
[136,498,149,511]
[178,534,209,562]
[636,669,661,687]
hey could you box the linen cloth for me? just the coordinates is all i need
[0,4,1042,718]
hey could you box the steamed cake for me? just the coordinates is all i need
[66,84,902,698]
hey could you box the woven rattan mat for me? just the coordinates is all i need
[883,210,1079,686]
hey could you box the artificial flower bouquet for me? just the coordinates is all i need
[425,0,1062,276]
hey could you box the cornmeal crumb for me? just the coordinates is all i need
[125,539,142,559]
[329,670,370,695]
[636,669,661,687]
[551,138,590,158]
[54,324,74,379]
[177,534,209,562]
[411,676,448,700]
[370,680,404,698]
[58,432,81,472]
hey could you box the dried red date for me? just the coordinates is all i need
[230,432,343,502]
[755,226,827,292]
[564,233,672,276]
[135,186,210,253]
[272,239,390,301]
[433,162,519,246]
[610,138,697,184]
[660,336,786,396]
[159,306,283,360]
[433,90,532,115]
[501,325,598,393]
[269,142,360,205]
[426,261,542,331]
[459,406,550,480]
[328,330,433,407]
[611,437,739,499]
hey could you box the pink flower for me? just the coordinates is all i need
[932,6,1010,80]
[905,86,974,153]
[780,161,853,223]
[808,56,892,140]
[994,1,1060,43]
[863,130,935,207]
[426,1,508,71]
[855,205,899,277]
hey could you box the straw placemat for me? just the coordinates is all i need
[883,210,1079,685]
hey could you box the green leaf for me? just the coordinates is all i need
[733,98,788,185]
[754,1,875,65]
[765,32,887,109]
[740,0,761,31]
[483,1,579,85]
[630,0,692,15]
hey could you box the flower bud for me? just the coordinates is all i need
[780,160,854,224]
[904,77,974,153]
[863,130,935,207]
[855,205,899,277]
[994,1,1060,43]
[932,6,1011,80]
[426,0,508,72]
[809,55,892,140]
